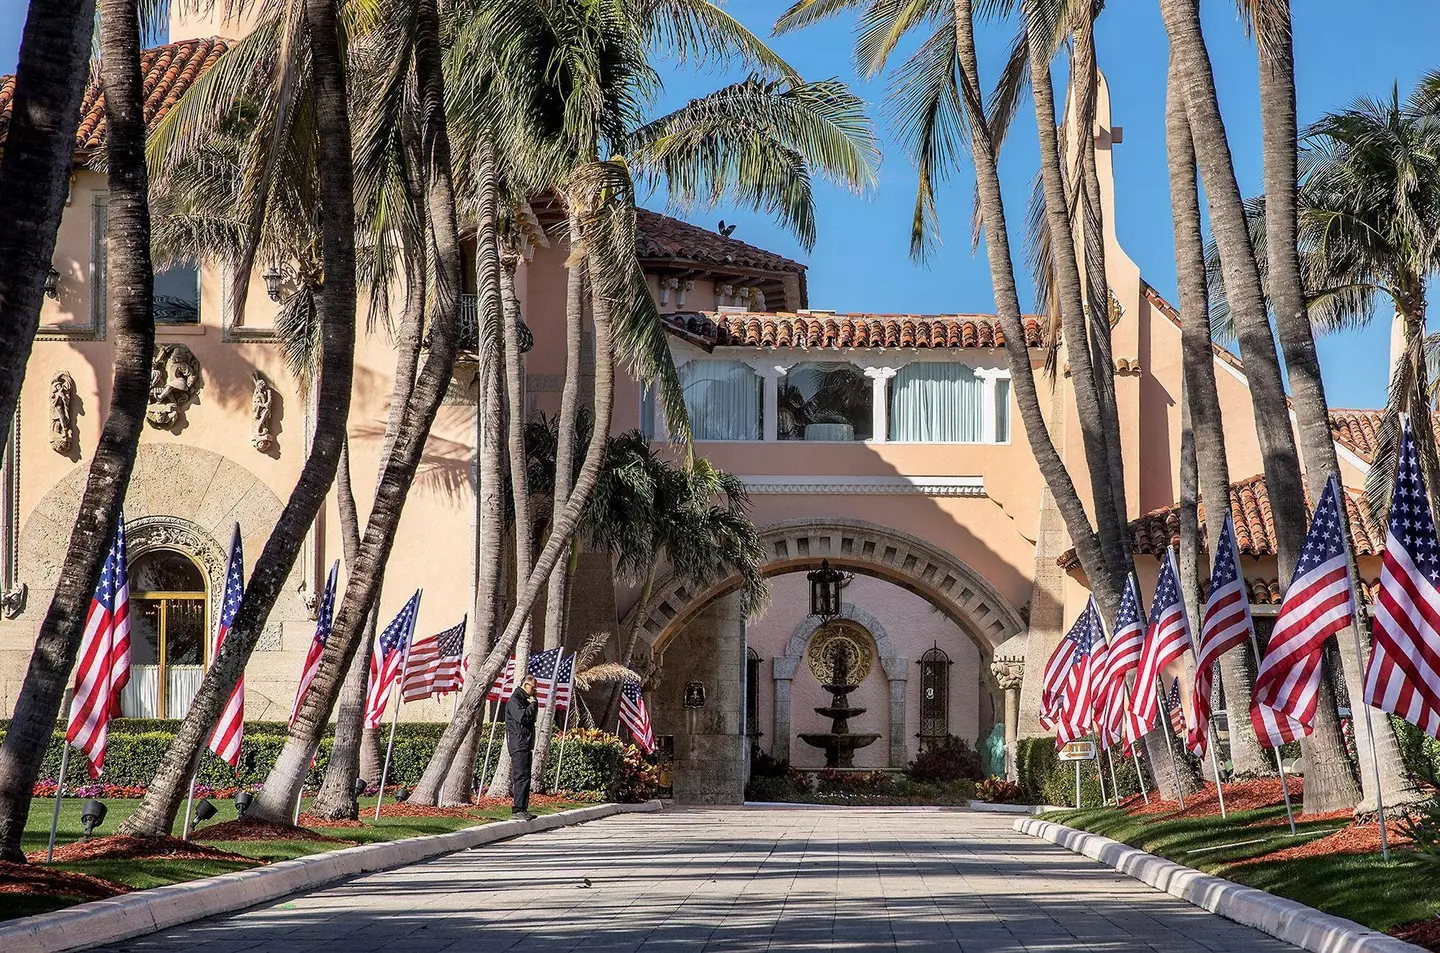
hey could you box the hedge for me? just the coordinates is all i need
[1015,736,1145,808]
[2,719,649,800]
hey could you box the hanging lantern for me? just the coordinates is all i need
[808,559,843,620]
[44,267,60,300]
[262,264,284,302]
[516,316,535,354]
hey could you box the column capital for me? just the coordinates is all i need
[862,365,899,381]
[743,360,792,380]
[990,658,1025,690]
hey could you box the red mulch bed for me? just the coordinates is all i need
[29,835,254,865]
[1122,778,1305,818]
[1251,808,1351,827]
[1232,819,1413,865]
[374,803,484,819]
[190,818,353,844]
[297,813,365,828]
[472,794,581,809]
[0,860,128,900]
[1391,917,1440,952]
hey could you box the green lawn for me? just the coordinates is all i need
[12,795,582,921]
[1041,803,1438,933]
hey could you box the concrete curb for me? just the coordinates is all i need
[1014,817,1424,953]
[4,800,662,953]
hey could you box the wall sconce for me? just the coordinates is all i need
[262,264,284,302]
[44,267,60,300]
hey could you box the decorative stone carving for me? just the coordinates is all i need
[147,343,201,428]
[250,371,275,451]
[126,515,226,596]
[48,372,76,453]
[1107,290,1124,327]
[990,658,1024,691]
[298,579,319,620]
[805,620,875,685]
[2,582,26,619]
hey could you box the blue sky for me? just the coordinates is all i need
[4,1,1437,409]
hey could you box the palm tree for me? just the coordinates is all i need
[0,0,157,861]
[0,1,96,459]
[1165,58,1271,780]
[118,0,362,835]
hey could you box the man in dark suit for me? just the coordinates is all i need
[506,674,539,820]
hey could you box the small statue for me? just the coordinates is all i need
[250,370,275,451]
[48,371,76,453]
[147,343,201,428]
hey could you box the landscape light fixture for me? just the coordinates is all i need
[807,559,844,621]
[80,799,107,837]
[516,317,535,354]
[193,799,218,827]
[234,791,254,817]
[262,264,284,302]
[353,778,368,798]
[44,267,60,300]
[395,786,410,803]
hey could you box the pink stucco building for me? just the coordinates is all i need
[0,14,1389,801]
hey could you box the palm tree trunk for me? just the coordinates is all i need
[1072,16,1133,573]
[1025,19,1130,593]
[0,0,95,458]
[243,0,464,823]
[529,215,588,788]
[119,0,362,835]
[1253,1,1410,814]
[0,0,153,859]
[1165,61,1273,779]
[481,242,542,801]
[412,215,617,800]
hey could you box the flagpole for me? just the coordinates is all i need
[1106,747,1122,807]
[181,763,200,840]
[1117,681,1150,805]
[1243,635,1297,835]
[477,700,496,800]
[552,701,574,792]
[1154,675,1186,809]
[45,742,72,863]
[375,593,419,822]
[1092,736,1108,806]
[1206,724,1228,819]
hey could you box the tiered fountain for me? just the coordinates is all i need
[798,642,881,769]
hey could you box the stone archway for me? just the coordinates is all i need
[629,519,1025,803]
[628,518,1025,658]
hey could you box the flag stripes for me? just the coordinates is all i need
[206,526,247,768]
[66,516,131,778]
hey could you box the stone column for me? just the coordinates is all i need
[747,363,791,442]
[990,658,1025,780]
[880,656,909,768]
[863,366,898,442]
[670,591,748,804]
[772,656,800,764]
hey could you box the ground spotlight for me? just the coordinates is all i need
[235,791,253,817]
[353,778,368,798]
[193,798,218,826]
[80,799,107,837]
[395,787,410,803]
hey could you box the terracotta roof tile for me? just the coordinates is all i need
[663,311,1047,350]
[0,37,230,152]
[636,209,804,276]
[1058,473,1385,570]
[1245,576,1380,606]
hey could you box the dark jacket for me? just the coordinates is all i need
[505,686,537,755]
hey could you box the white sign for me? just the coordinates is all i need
[1057,741,1097,762]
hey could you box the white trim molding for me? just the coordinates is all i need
[738,475,985,497]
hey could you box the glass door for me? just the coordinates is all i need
[120,550,209,718]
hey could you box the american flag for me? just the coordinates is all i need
[402,616,467,703]
[289,560,338,726]
[486,657,517,702]
[1189,514,1255,757]
[1101,575,1145,748]
[553,653,577,711]
[1252,475,1356,748]
[619,679,655,753]
[206,525,246,769]
[364,590,420,729]
[1040,611,1086,731]
[1132,549,1193,735]
[66,515,131,778]
[1055,598,1104,747]
[1368,418,1440,738]
[527,647,563,705]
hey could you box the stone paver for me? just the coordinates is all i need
[89,808,1299,952]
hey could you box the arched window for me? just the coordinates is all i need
[745,648,762,740]
[918,644,951,747]
[122,549,208,719]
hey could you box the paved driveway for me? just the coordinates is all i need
[93,807,1299,952]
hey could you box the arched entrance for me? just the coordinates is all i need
[624,519,1025,804]
[124,548,209,718]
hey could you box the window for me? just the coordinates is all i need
[779,362,871,441]
[995,377,1011,442]
[889,364,1011,442]
[121,549,208,719]
[918,645,951,746]
[154,262,201,324]
[680,360,761,440]
[746,648,762,740]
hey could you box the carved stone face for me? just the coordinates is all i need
[146,344,202,428]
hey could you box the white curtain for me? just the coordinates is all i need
[121,665,161,718]
[681,361,761,440]
[168,665,205,719]
[890,364,987,442]
[995,377,1011,441]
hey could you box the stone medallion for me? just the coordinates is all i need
[806,620,875,686]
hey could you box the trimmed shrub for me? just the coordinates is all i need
[1015,737,1058,803]
[905,736,983,783]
